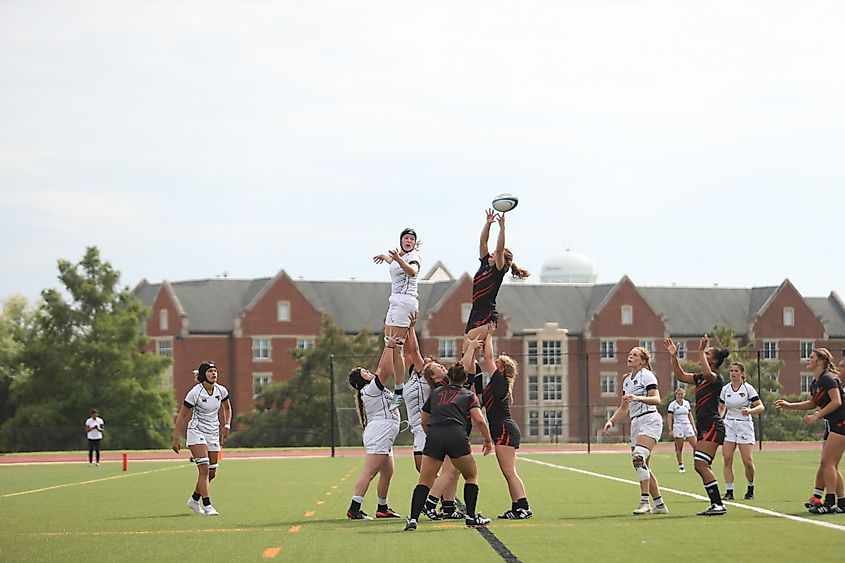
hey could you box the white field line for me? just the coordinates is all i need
[521,456,845,533]
[0,465,185,498]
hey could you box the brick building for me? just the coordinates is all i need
[136,266,845,443]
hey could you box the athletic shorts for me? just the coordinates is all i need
[828,419,845,438]
[411,425,426,453]
[187,427,221,452]
[465,308,498,334]
[490,418,521,449]
[363,419,400,455]
[423,425,472,461]
[697,419,726,445]
[672,423,695,439]
[385,294,418,328]
[724,418,755,444]
[630,411,663,446]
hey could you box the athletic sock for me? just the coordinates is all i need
[838,497,845,510]
[349,496,363,513]
[517,497,529,510]
[192,492,201,501]
[377,498,388,512]
[813,488,824,500]
[441,499,456,515]
[640,493,649,504]
[202,497,211,507]
[704,481,722,506]
[464,483,479,517]
[410,485,431,520]
[725,483,734,492]
[424,495,438,511]
[825,493,836,507]
[653,496,665,508]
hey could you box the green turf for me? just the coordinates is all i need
[1,448,842,562]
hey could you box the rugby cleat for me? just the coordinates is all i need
[375,508,401,518]
[805,496,823,509]
[696,504,727,516]
[632,502,652,515]
[346,509,373,520]
[403,517,417,531]
[808,504,844,514]
[465,513,491,527]
[649,506,669,514]
[203,504,220,516]
[438,509,466,520]
[498,508,533,519]
[744,492,754,501]
[423,507,441,520]
[187,497,204,515]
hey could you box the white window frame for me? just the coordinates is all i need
[800,341,814,361]
[159,309,169,331]
[543,410,563,436]
[621,305,633,326]
[528,375,539,401]
[783,307,795,327]
[252,337,271,360]
[277,301,291,322]
[542,340,562,366]
[677,341,686,360]
[763,340,778,360]
[156,338,173,358]
[297,338,315,350]
[438,338,456,359]
[528,411,539,436]
[527,340,538,366]
[639,339,656,360]
[600,340,615,361]
[253,373,272,398]
[542,375,562,401]
[800,373,813,394]
[600,373,616,396]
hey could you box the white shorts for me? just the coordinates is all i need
[411,425,427,452]
[724,418,755,445]
[672,423,695,439]
[630,411,663,446]
[385,294,418,328]
[363,419,400,455]
[186,427,221,452]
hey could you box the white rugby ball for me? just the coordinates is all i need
[492,193,519,213]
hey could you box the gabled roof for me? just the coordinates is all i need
[638,286,752,335]
[806,292,845,337]
[498,283,594,334]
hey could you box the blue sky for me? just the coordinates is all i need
[1,1,843,303]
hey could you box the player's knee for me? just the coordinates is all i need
[632,445,650,481]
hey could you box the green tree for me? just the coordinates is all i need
[229,315,381,448]
[0,296,35,428]
[0,247,174,452]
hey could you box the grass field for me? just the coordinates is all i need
[1,447,844,562]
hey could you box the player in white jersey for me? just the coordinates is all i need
[373,227,421,348]
[84,409,104,466]
[603,347,668,515]
[346,336,405,520]
[719,361,764,500]
[667,387,697,472]
[172,361,231,516]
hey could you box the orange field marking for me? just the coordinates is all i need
[331,485,338,489]
[289,525,301,533]
[262,547,281,558]
[304,511,315,517]
[316,500,325,505]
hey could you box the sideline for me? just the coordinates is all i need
[521,456,845,533]
[0,465,185,498]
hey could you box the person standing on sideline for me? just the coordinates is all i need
[463,209,529,353]
[667,387,697,473]
[664,335,730,516]
[719,361,764,500]
[346,336,405,520]
[775,348,845,513]
[172,361,232,516]
[603,347,668,515]
[84,409,104,467]
[470,332,533,519]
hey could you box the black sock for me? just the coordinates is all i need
[464,483,479,518]
[838,497,845,510]
[704,481,722,505]
[442,499,456,515]
[192,492,201,501]
[746,485,754,495]
[377,503,388,513]
[349,499,361,513]
[202,497,211,506]
[517,497,529,510]
[410,484,430,520]
[511,501,518,511]
[825,493,836,507]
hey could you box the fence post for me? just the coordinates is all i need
[330,354,336,458]
[757,349,763,451]
[585,351,591,454]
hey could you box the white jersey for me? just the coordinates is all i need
[623,368,659,418]
[720,381,760,421]
[403,370,431,429]
[360,377,401,423]
[183,382,229,434]
[85,417,104,440]
[667,399,693,427]
[390,249,420,297]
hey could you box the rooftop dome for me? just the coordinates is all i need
[540,249,598,283]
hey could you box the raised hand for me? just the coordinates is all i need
[485,208,496,224]
[663,338,678,356]
[373,253,389,264]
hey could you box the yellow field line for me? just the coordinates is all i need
[0,465,185,498]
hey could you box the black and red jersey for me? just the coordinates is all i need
[811,371,845,425]
[470,257,506,313]
[423,384,480,428]
[693,372,724,425]
[479,370,512,423]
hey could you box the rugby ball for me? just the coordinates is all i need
[492,193,518,213]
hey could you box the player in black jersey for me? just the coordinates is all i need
[468,333,532,519]
[776,349,845,513]
[403,354,494,531]
[462,209,529,355]
[665,335,730,516]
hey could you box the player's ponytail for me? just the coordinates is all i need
[503,248,530,279]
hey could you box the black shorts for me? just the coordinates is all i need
[829,419,845,438]
[697,419,725,445]
[423,425,472,461]
[465,309,498,334]
[490,418,521,449]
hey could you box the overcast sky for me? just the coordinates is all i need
[1,1,843,305]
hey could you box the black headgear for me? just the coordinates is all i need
[399,228,417,246]
[348,367,367,390]
[197,361,216,383]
